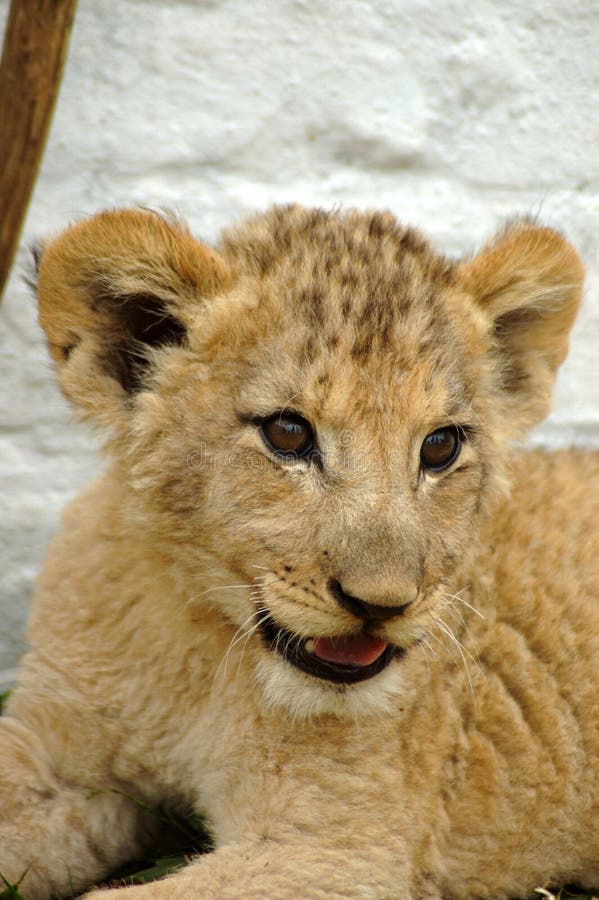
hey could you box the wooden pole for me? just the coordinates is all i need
[0,0,77,302]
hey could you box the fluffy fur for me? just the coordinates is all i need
[1,205,597,899]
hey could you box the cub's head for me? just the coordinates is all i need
[36,206,583,717]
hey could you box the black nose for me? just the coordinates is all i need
[328,578,411,622]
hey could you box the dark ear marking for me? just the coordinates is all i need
[96,291,187,394]
[35,208,232,428]
[456,221,584,434]
[61,342,78,361]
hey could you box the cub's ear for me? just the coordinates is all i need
[36,209,232,428]
[457,221,584,434]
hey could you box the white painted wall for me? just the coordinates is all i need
[1,0,598,683]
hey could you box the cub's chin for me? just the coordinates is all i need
[255,652,406,720]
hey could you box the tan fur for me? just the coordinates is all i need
[1,206,597,899]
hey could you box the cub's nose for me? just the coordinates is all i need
[328,578,413,622]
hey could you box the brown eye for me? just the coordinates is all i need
[261,413,315,460]
[420,426,461,471]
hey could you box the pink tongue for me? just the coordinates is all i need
[312,635,388,667]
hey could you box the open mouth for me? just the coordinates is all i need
[257,612,403,684]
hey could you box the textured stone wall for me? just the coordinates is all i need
[1,0,598,683]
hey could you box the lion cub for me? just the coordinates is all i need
[1,206,597,899]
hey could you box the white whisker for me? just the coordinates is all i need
[435,616,476,665]
[212,609,262,689]
[442,588,485,620]
[432,614,480,702]
[189,582,252,601]
[234,617,265,681]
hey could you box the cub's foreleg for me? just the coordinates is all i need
[0,715,156,900]
[83,835,427,900]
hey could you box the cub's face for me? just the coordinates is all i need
[37,206,583,717]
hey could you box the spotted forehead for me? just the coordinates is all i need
[227,207,462,354]
[220,205,457,308]
[219,206,478,421]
